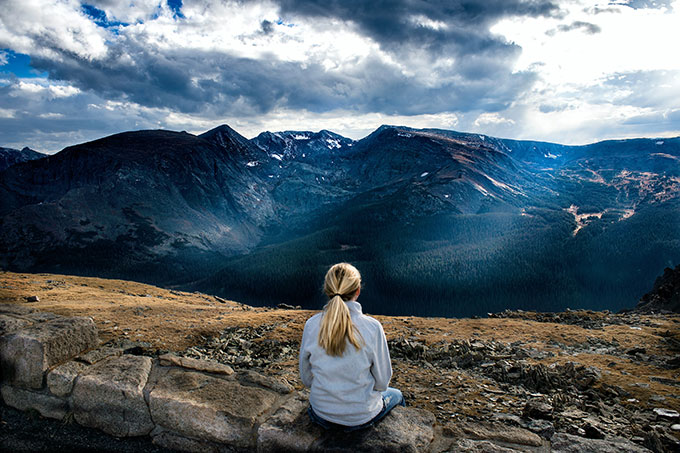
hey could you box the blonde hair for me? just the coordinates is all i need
[318,262,363,356]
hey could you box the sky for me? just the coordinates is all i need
[0,0,679,153]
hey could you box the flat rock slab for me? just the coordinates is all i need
[238,369,294,394]
[257,391,436,453]
[159,353,234,375]
[448,439,530,452]
[458,422,543,447]
[47,360,87,397]
[0,316,98,389]
[72,355,154,437]
[1,384,68,420]
[147,366,280,449]
[550,433,652,452]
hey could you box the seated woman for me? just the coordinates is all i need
[299,262,405,431]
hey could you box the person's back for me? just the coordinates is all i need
[299,262,404,430]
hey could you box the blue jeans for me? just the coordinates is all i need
[308,388,405,432]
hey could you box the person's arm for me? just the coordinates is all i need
[370,323,392,391]
[299,322,314,388]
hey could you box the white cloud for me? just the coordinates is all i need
[474,112,516,127]
[0,0,109,60]
[0,107,16,118]
[0,0,679,150]
[15,79,80,99]
[0,50,8,66]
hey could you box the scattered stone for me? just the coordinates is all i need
[0,316,98,389]
[550,432,652,452]
[46,360,87,397]
[213,295,228,304]
[146,366,280,449]
[525,419,554,439]
[523,400,553,420]
[491,413,522,425]
[583,422,605,439]
[448,439,526,452]
[277,303,301,310]
[25,296,39,303]
[650,376,680,387]
[1,384,68,420]
[653,408,680,419]
[671,424,680,431]
[77,346,123,365]
[72,355,154,437]
[159,353,234,375]
[185,324,298,369]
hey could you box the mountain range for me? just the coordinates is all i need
[1,125,678,317]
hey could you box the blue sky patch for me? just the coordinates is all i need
[0,50,48,79]
[167,0,185,19]
[81,3,128,28]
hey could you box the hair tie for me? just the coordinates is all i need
[332,293,342,298]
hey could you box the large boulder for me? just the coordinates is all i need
[146,366,281,450]
[72,354,154,437]
[0,316,98,388]
[1,384,69,420]
[257,391,436,452]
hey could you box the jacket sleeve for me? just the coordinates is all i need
[299,322,314,388]
[370,323,392,392]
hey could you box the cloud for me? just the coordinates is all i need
[15,0,541,120]
[0,50,8,66]
[616,0,675,10]
[546,20,601,36]
[0,0,679,151]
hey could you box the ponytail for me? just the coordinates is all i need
[318,263,363,356]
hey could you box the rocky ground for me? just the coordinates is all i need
[2,270,680,452]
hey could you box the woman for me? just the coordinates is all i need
[299,262,404,431]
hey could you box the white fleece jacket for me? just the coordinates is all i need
[299,300,393,426]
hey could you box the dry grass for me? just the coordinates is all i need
[2,270,679,418]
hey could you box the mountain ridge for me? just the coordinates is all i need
[1,124,679,316]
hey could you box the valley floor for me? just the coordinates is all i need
[1,271,679,451]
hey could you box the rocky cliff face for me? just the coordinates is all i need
[0,129,275,284]
[635,264,680,313]
[0,147,45,172]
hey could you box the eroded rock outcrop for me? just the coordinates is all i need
[635,264,680,313]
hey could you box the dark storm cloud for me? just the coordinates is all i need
[28,28,536,119]
[274,0,562,56]
[20,0,559,120]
